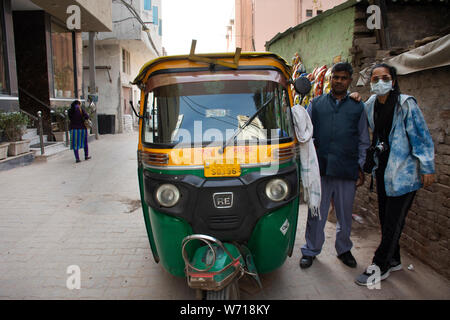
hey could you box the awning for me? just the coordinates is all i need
[387,34,450,75]
[357,34,450,86]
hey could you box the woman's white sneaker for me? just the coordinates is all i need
[389,261,403,272]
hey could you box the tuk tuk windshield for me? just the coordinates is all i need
[144,80,294,147]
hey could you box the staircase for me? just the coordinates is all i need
[24,128,69,161]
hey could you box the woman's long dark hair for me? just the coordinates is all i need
[70,100,81,109]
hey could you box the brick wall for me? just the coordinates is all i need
[353,66,450,279]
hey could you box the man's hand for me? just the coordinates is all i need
[349,92,362,102]
[356,169,365,188]
[421,174,435,188]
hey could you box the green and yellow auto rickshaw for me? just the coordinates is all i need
[132,43,310,299]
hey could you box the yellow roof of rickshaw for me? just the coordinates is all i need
[132,52,292,87]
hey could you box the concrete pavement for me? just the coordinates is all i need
[0,132,449,299]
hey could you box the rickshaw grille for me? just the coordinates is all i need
[208,215,240,229]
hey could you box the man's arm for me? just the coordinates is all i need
[358,105,371,169]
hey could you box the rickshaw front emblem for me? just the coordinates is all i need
[213,192,233,208]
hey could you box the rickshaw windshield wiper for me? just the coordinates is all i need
[219,94,274,154]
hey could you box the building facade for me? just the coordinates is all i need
[232,0,346,52]
[0,0,112,137]
[82,0,163,134]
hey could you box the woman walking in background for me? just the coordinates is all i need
[355,63,435,287]
[68,100,91,163]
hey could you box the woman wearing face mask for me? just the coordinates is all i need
[354,63,435,287]
[68,100,91,163]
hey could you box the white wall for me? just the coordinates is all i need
[90,0,162,56]
[83,43,121,117]
[82,0,163,133]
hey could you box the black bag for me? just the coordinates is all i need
[363,146,376,174]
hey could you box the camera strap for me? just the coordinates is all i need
[368,110,380,193]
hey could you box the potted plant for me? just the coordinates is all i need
[0,112,30,156]
[52,106,69,142]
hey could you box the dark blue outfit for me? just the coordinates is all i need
[301,93,370,257]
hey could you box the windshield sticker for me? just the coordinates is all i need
[205,109,230,118]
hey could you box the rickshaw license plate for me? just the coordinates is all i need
[204,163,241,177]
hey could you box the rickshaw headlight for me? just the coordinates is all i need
[156,184,180,207]
[265,179,289,202]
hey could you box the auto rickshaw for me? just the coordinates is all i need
[132,42,311,299]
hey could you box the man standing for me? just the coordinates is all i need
[299,62,370,269]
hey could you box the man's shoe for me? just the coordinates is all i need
[355,264,390,287]
[389,260,403,272]
[85,156,91,160]
[337,251,357,268]
[299,255,315,269]
[76,159,81,163]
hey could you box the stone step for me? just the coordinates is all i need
[22,128,48,145]
[30,135,49,146]
[22,128,37,138]
[31,141,69,161]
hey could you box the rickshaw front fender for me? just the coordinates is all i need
[138,165,160,263]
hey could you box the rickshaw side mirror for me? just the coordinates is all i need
[293,77,311,96]
[129,100,144,119]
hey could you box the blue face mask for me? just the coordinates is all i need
[370,80,393,96]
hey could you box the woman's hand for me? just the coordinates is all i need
[421,174,435,188]
[349,92,362,102]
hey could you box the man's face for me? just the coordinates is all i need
[331,71,352,95]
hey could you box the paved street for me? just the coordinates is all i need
[0,132,449,300]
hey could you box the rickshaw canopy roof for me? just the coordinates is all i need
[132,52,292,88]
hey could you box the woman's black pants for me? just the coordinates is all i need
[373,169,416,273]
